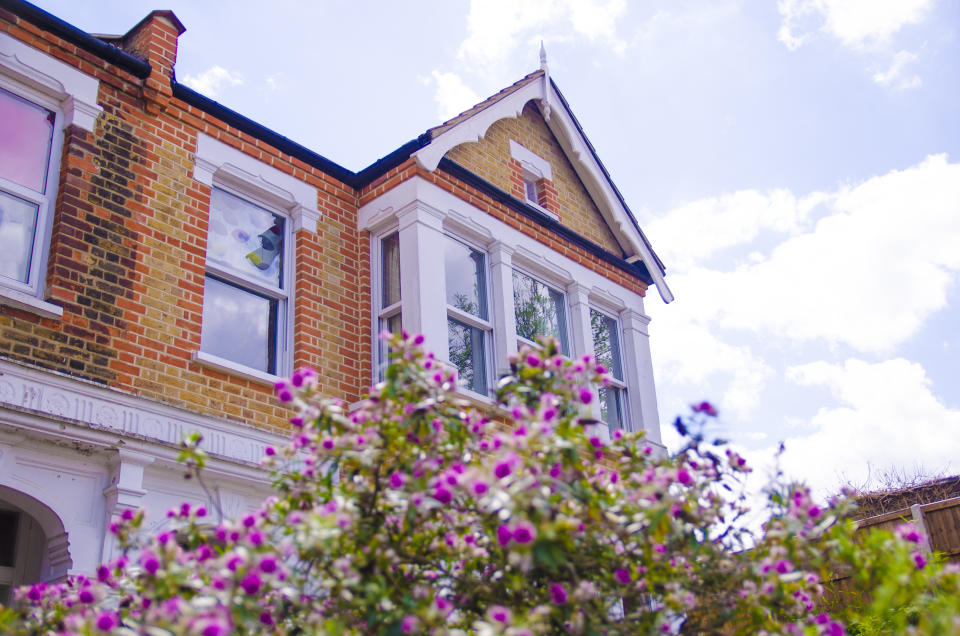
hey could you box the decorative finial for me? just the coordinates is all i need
[540,41,551,120]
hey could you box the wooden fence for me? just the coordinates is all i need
[855,495,960,564]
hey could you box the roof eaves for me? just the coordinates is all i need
[171,82,358,187]
[425,70,544,140]
[548,77,666,275]
[0,0,152,78]
[438,158,654,286]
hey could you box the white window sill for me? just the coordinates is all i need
[193,350,283,387]
[524,199,559,222]
[0,288,63,320]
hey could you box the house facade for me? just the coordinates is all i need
[0,1,671,598]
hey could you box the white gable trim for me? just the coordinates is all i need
[410,80,673,304]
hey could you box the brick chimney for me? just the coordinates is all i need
[122,10,186,115]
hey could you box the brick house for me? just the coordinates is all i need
[0,1,672,597]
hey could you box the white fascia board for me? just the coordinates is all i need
[540,82,673,304]
[412,81,544,173]
[409,79,672,304]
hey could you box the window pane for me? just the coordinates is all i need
[524,178,538,203]
[591,309,623,380]
[448,318,487,395]
[599,386,626,429]
[206,188,284,288]
[0,510,18,568]
[381,232,401,306]
[444,237,487,319]
[201,276,277,373]
[513,270,569,354]
[0,190,39,284]
[0,88,54,194]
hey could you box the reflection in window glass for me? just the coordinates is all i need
[381,232,401,306]
[206,188,285,288]
[592,309,626,429]
[444,237,486,319]
[0,190,39,283]
[448,318,487,395]
[513,270,569,354]
[0,88,54,194]
[201,276,277,373]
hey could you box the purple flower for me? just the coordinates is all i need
[401,615,419,633]
[913,550,927,570]
[775,559,793,574]
[95,612,117,631]
[241,572,261,595]
[141,551,160,575]
[79,588,95,603]
[512,521,536,544]
[497,524,513,547]
[578,388,593,404]
[472,480,489,495]
[614,568,631,585]
[676,468,693,486]
[389,472,407,488]
[264,446,276,456]
[692,401,718,416]
[259,611,274,626]
[494,461,512,479]
[121,508,136,521]
[526,353,541,367]
[202,620,231,636]
[488,605,512,624]
[414,333,425,345]
[549,582,568,604]
[432,487,453,505]
[259,556,278,573]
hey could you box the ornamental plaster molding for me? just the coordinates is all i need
[0,31,102,132]
[193,133,320,233]
[0,360,286,468]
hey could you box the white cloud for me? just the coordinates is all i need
[872,50,922,89]
[778,0,936,51]
[423,71,482,122]
[644,188,827,271]
[457,0,627,73]
[182,66,244,98]
[658,155,960,353]
[773,358,960,495]
[650,308,774,417]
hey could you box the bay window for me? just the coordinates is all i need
[591,308,628,430]
[444,236,491,396]
[513,269,570,355]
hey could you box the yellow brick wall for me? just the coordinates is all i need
[444,102,623,255]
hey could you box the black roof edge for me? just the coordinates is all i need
[0,0,152,79]
[548,78,666,275]
[171,82,358,187]
[354,134,431,188]
[438,158,654,287]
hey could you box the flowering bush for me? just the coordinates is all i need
[3,335,959,634]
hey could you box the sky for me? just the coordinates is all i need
[33,0,960,498]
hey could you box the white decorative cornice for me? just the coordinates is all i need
[0,31,102,133]
[0,360,287,468]
[194,133,319,233]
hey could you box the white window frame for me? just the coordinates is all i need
[590,306,630,432]
[444,233,495,400]
[373,227,402,379]
[511,266,571,356]
[197,185,293,383]
[509,140,557,220]
[0,31,103,319]
[192,133,320,385]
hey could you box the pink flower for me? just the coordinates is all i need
[692,401,718,416]
[897,524,923,544]
[912,550,927,570]
[511,521,536,544]
[488,605,512,624]
[497,524,513,547]
[549,582,568,604]
[401,615,419,633]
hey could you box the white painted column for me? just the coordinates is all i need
[397,204,448,361]
[489,242,517,375]
[567,283,603,424]
[101,449,154,563]
[621,305,662,444]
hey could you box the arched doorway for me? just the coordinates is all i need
[0,486,71,604]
